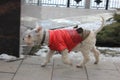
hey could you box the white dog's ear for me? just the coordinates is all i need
[35,27,42,33]
[35,22,42,33]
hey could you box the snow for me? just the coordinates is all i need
[35,46,49,57]
[78,21,101,31]
[33,46,120,63]
[0,54,17,61]
[51,19,81,24]
[98,47,120,52]
[0,54,25,61]
[100,54,120,63]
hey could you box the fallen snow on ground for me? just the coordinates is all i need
[0,46,120,62]
[100,54,120,63]
[98,47,120,52]
[0,54,17,61]
[79,21,101,31]
[35,46,120,63]
[0,54,24,61]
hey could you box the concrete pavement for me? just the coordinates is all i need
[0,56,120,80]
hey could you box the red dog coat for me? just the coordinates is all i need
[49,29,83,52]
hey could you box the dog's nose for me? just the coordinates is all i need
[23,38,24,40]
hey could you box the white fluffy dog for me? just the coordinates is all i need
[23,16,104,68]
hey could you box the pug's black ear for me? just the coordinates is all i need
[74,25,78,29]
[76,27,83,33]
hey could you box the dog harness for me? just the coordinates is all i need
[49,29,83,52]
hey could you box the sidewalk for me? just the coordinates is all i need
[0,56,120,80]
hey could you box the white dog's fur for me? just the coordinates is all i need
[23,17,104,68]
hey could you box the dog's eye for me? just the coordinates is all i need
[28,35,31,38]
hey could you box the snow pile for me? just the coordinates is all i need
[79,21,101,31]
[0,54,17,61]
[35,46,49,57]
[0,54,25,61]
[100,54,120,63]
[98,47,120,52]
[34,45,83,60]
[34,46,120,62]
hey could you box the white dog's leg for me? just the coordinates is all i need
[61,49,72,66]
[77,50,90,68]
[91,46,100,64]
[41,50,54,67]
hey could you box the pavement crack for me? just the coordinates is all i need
[113,62,120,74]
[0,71,15,74]
[50,59,55,80]
[84,65,89,80]
[11,59,24,80]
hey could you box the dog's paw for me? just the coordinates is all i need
[76,65,83,68]
[69,63,73,66]
[94,61,98,64]
[67,62,73,67]
[64,62,73,66]
[41,64,46,67]
[41,63,46,67]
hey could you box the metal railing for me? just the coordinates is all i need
[23,0,120,10]
[90,0,120,9]
[23,0,85,8]
[42,0,67,7]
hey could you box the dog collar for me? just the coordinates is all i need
[41,30,46,45]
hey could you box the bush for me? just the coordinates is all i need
[96,13,120,47]
[113,13,120,22]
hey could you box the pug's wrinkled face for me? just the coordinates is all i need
[23,27,42,46]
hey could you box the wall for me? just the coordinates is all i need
[0,0,20,57]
